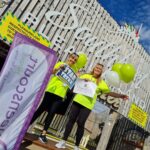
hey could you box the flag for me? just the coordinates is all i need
[135,29,139,37]
[136,24,143,37]
[0,33,57,150]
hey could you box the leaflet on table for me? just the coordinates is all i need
[56,65,77,89]
[73,78,97,98]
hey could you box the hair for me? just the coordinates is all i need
[96,63,104,68]
[69,52,79,58]
[91,63,104,85]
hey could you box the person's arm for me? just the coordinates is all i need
[106,92,128,100]
[52,64,66,74]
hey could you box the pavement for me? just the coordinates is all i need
[20,133,70,150]
[20,142,47,150]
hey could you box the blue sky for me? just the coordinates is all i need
[98,0,150,55]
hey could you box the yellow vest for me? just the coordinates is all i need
[46,62,76,99]
[73,74,110,110]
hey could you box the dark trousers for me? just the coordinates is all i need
[31,92,63,131]
[63,102,91,146]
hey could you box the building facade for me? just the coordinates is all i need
[0,0,150,149]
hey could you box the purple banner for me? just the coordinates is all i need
[0,33,57,150]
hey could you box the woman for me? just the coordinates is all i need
[30,53,79,143]
[55,63,128,150]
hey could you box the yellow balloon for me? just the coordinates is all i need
[120,64,136,83]
[112,63,123,79]
[76,53,87,69]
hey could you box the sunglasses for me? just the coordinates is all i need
[72,52,79,57]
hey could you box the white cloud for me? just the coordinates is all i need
[140,27,150,41]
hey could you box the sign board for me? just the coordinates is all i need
[0,12,51,47]
[56,65,77,89]
[97,94,120,111]
[128,103,148,128]
[0,33,57,150]
[73,78,97,98]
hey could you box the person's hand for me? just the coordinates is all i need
[76,71,81,77]
[59,64,66,70]
[53,64,66,74]
[120,95,128,100]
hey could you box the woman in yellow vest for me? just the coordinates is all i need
[30,53,79,143]
[55,63,128,150]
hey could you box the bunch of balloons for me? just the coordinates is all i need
[105,70,120,87]
[105,63,136,87]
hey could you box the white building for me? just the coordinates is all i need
[0,0,150,149]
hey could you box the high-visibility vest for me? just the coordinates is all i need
[73,74,110,110]
[46,61,76,99]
